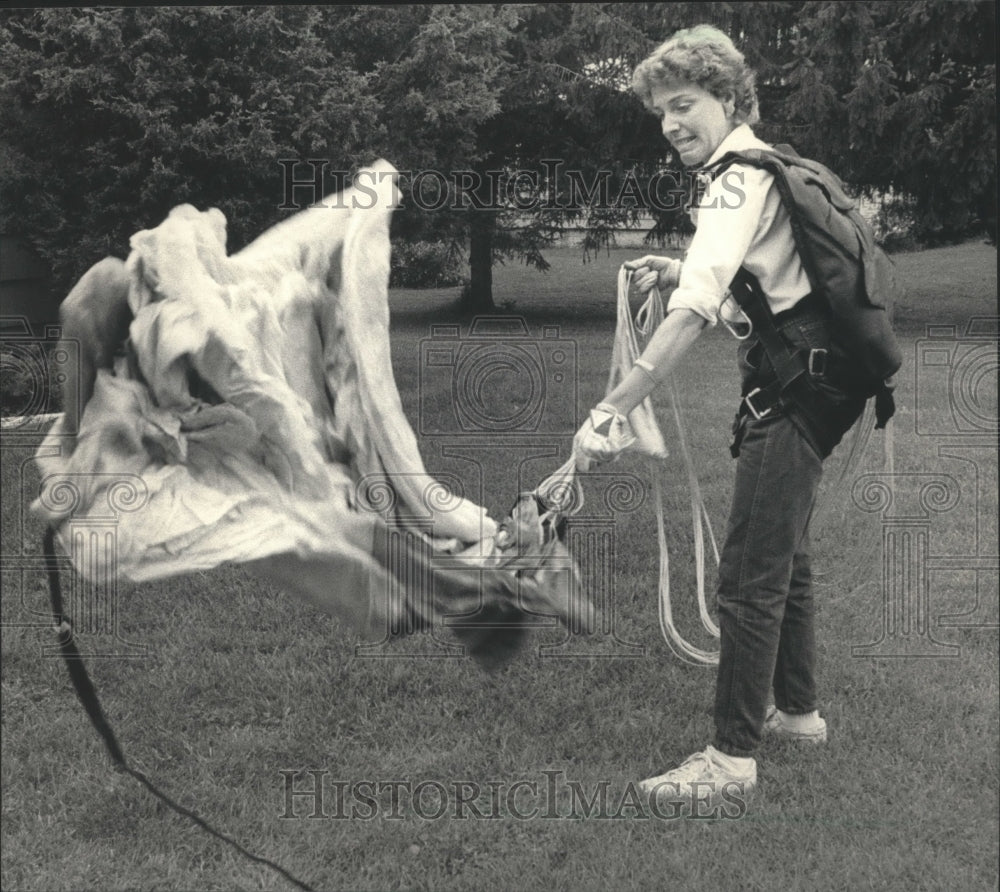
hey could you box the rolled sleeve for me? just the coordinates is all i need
[667,165,774,325]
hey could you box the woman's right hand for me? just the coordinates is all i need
[623,255,682,294]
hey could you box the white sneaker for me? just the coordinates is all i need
[763,705,828,743]
[639,745,756,813]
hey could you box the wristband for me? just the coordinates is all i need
[633,358,657,381]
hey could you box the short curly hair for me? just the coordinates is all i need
[632,24,759,125]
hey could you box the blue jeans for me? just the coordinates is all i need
[713,411,824,757]
[712,302,865,757]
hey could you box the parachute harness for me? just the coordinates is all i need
[527,264,894,662]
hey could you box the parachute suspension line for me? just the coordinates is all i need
[629,279,719,665]
[653,463,722,665]
[810,401,896,590]
[810,401,873,537]
[532,266,720,664]
[665,374,721,640]
[885,411,894,476]
[534,455,585,519]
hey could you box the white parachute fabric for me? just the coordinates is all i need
[33,162,490,581]
[30,162,588,655]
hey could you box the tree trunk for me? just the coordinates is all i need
[462,209,497,315]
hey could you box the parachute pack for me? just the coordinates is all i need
[706,144,903,429]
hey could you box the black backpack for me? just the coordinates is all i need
[706,144,903,429]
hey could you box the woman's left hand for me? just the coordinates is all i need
[623,255,682,294]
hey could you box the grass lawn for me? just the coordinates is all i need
[1,239,997,891]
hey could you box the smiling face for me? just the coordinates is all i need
[649,80,738,167]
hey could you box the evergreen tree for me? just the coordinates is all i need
[1,3,993,310]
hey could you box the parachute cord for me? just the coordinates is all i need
[666,374,721,639]
[653,464,721,665]
[810,401,895,590]
[624,274,721,663]
[534,456,585,519]
[533,267,721,665]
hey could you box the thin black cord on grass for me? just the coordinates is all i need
[42,527,315,892]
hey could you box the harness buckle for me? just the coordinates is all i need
[743,387,773,420]
[808,348,828,377]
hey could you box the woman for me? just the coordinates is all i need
[574,24,865,805]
